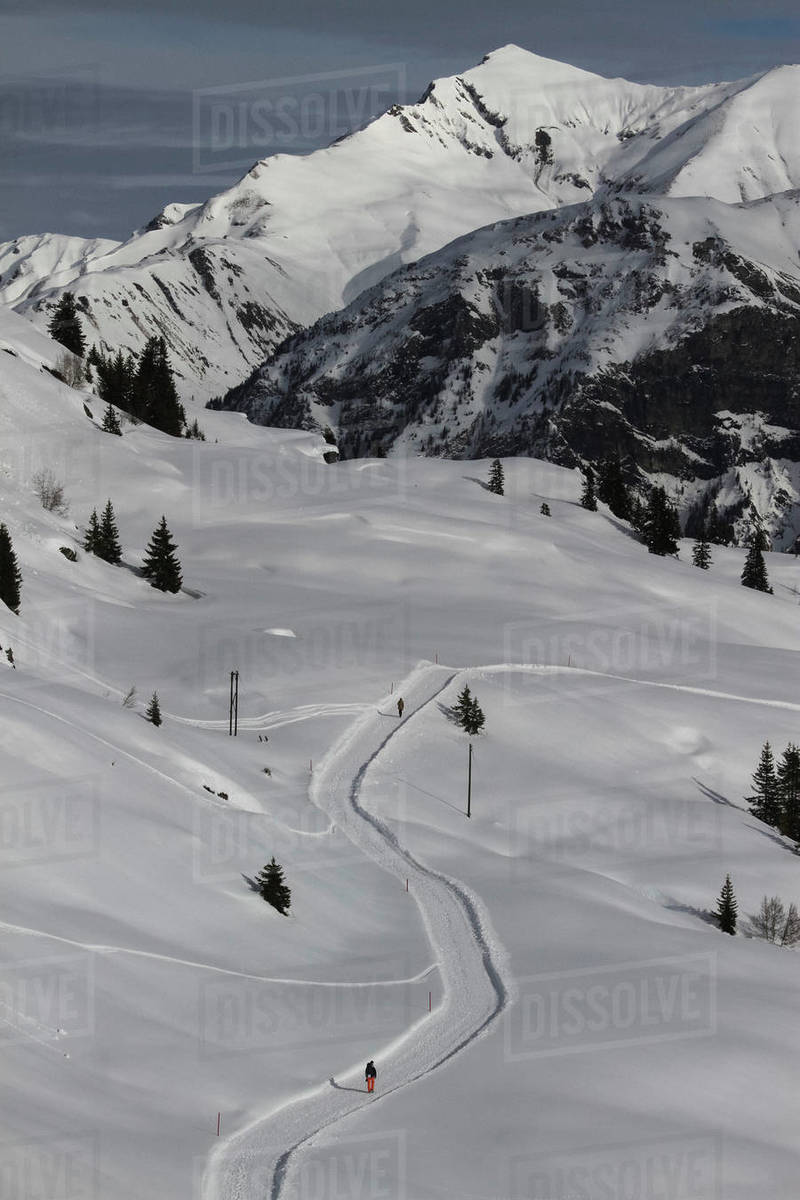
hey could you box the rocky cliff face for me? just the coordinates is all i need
[216,192,800,545]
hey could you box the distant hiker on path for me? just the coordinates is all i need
[365,1060,377,1093]
[397,698,404,718]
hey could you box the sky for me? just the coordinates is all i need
[1,0,799,244]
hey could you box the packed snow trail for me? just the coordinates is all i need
[203,662,515,1200]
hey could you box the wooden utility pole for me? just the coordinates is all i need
[229,670,239,736]
[467,741,473,818]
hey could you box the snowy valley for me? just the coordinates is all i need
[1,301,800,1197]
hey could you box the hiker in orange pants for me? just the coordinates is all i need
[365,1060,377,1093]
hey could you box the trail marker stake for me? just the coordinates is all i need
[217,1112,221,1137]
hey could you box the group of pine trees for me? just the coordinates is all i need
[83,505,182,593]
[0,524,22,615]
[747,741,800,842]
[45,294,203,441]
[453,685,485,736]
[88,337,188,438]
[578,452,777,585]
[84,501,122,564]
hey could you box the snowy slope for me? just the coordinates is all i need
[1,310,800,1197]
[2,47,799,401]
[218,189,800,544]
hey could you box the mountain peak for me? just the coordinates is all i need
[475,43,609,85]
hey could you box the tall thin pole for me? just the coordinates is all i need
[467,741,472,818]
[229,670,239,736]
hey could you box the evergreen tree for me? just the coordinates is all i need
[540,502,551,517]
[145,691,162,726]
[0,523,22,615]
[597,452,631,520]
[256,856,291,915]
[644,486,681,556]
[95,348,136,414]
[132,337,184,436]
[777,743,800,842]
[97,500,122,565]
[488,459,505,496]
[141,516,182,593]
[747,741,781,827]
[579,466,597,511]
[83,509,100,555]
[629,496,648,535]
[463,694,486,736]
[715,874,737,935]
[101,403,122,436]
[47,293,85,357]
[454,685,474,725]
[692,536,712,569]
[741,541,771,593]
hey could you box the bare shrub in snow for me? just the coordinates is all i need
[32,468,69,516]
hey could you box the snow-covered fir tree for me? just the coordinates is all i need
[141,517,182,593]
[716,874,737,935]
[256,857,291,915]
[47,293,85,357]
[145,692,162,726]
[488,459,504,495]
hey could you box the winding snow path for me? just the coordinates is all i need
[203,662,516,1200]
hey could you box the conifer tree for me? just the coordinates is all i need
[597,452,631,520]
[0,523,22,615]
[715,874,737,935]
[141,516,182,593]
[741,541,771,593]
[488,459,505,496]
[747,741,781,827]
[454,685,474,726]
[83,509,100,555]
[132,337,185,436]
[47,293,85,357]
[644,486,681,556]
[145,691,162,726]
[463,694,486,736]
[777,743,800,842]
[101,403,122,435]
[256,856,291,915]
[692,535,712,569]
[580,466,597,511]
[97,500,122,565]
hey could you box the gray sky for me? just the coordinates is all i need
[1,1,799,242]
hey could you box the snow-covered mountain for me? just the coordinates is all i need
[3,46,800,403]
[217,188,800,544]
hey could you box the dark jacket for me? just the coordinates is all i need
[365,1061,377,1079]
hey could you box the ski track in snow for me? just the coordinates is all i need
[203,658,800,1200]
[204,663,517,1200]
